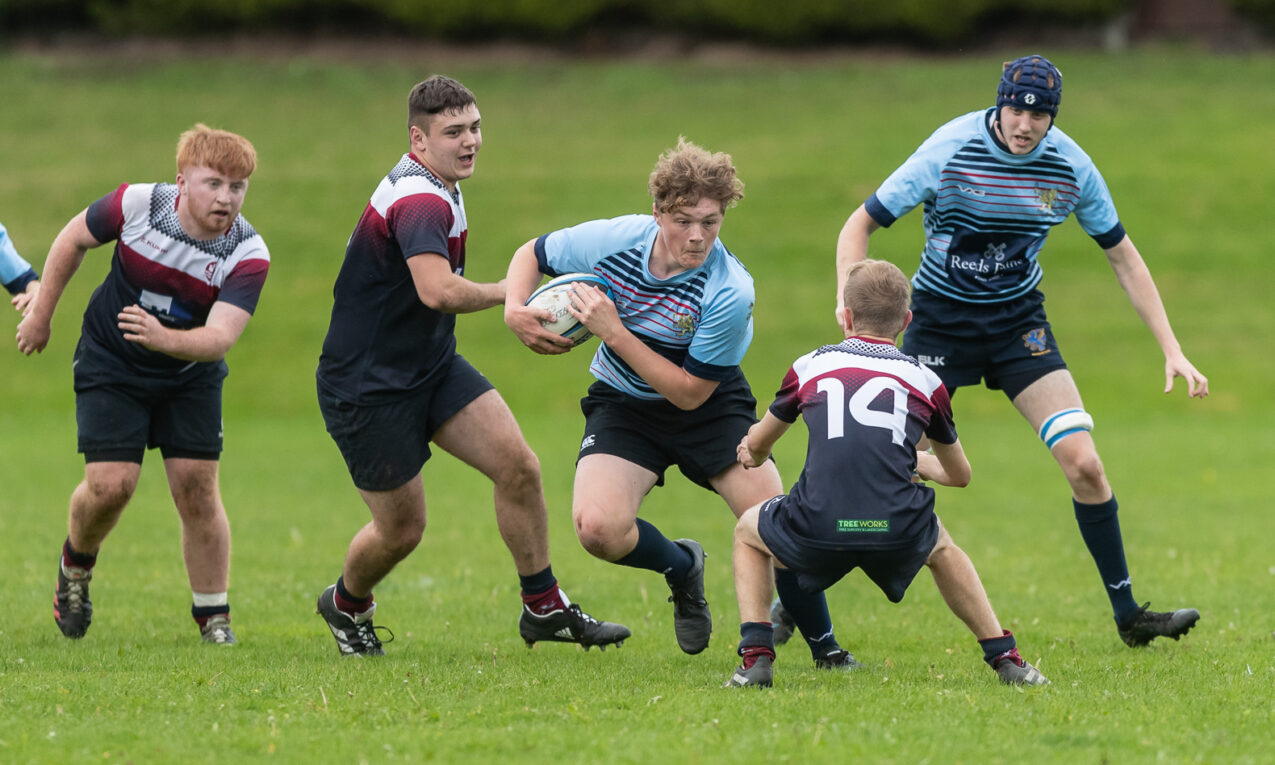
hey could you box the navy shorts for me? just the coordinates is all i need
[318,353,493,492]
[577,372,760,491]
[758,495,939,603]
[73,338,227,463]
[902,288,1068,400]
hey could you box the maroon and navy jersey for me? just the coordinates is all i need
[770,338,957,550]
[82,182,269,372]
[317,154,468,404]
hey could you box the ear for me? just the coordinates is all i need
[841,305,855,338]
[409,123,427,152]
[900,308,912,334]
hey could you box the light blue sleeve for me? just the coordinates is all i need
[869,112,975,226]
[686,255,754,371]
[1070,153,1121,239]
[536,215,652,275]
[1,222,37,290]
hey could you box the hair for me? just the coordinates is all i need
[408,75,477,132]
[647,137,744,214]
[175,124,256,178]
[842,259,911,337]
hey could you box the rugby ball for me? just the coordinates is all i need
[524,272,612,346]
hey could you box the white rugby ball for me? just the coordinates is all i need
[525,272,612,346]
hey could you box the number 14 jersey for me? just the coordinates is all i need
[768,337,957,549]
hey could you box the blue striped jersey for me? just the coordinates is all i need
[866,108,1126,304]
[534,214,754,401]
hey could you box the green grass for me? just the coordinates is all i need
[2,46,1273,763]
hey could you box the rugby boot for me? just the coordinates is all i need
[725,650,774,688]
[199,613,237,645]
[1118,602,1200,647]
[54,563,93,639]
[770,598,797,646]
[814,646,863,670]
[992,648,1050,686]
[666,538,711,654]
[316,584,392,656]
[519,603,631,649]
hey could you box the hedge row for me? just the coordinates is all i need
[5,0,1269,45]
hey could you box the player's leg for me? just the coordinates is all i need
[164,456,235,644]
[724,502,775,688]
[1011,369,1199,645]
[56,459,141,639]
[712,460,849,668]
[924,520,1047,686]
[434,387,631,649]
[58,364,149,640]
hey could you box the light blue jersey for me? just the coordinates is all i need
[866,108,1125,304]
[534,214,755,401]
[1,221,38,295]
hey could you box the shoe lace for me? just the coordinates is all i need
[62,579,87,613]
[567,604,601,628]
[353,623,394,649]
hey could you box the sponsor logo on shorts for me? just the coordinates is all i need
[1022,328,1050,355]
[837,519,889,533]
[917,354,946,367]
[580,434,596,452]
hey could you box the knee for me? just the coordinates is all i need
[380,515,427,558]
[1062,450,1107,494]
[83,472,138,511]
[573,510,623,560]
[495,447,542,496]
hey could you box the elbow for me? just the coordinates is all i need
[669,391,712,411]
[950,467,972,488]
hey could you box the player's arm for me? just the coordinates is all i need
[1103,235,1208,398]
[835,204,881,327]
[116,300,252,362]
[503,239,571,355]
[406,251,505,314]
[737,411,791,469]
[12,279,40,314]
[566,282,719,410]
[16,209,100,355]
[915,439,971,488]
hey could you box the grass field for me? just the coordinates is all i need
[1,44,1273,763]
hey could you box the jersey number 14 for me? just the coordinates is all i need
[817,377,908,445]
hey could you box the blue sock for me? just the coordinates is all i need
[614,519,694,581]
[774,568,838,658]
[978,630,1016,667]
[740,621,775,652]
[519,565,557,595]
[1074,496,1140,625]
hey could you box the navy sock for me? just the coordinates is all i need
[1073,496,1140,625]
[774,568,837,658]
[62,538,97,570]
[614,518,694,581]
[335,576,373,614]
[192,603,230,627]
[978,630,1017,667]
[739,621,775,652]
[520,566,567,614]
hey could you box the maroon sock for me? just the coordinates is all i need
[335,577,373,614]
[522,584,567,615]
[739,644,775,669]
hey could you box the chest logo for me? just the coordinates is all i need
[675,313,698,337]
[1036,187,1058,213]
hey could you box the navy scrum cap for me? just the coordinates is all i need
[997,55,1062,119]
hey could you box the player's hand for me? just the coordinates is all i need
[118,304,169,351]
[565,283,622,343]
[504,302,572,355]
[15,311,51,355]
[1164,353,1209,399]
[11,281,38,314]
[835,304,848,333]
[736,434,766,469]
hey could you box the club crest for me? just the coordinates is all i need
[1036,187,1058,213]
[1022,328,1050,354]
[674,312,698,337]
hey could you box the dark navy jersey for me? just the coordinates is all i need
[770,338,957,549]
[317,154,468,404]
[81,182,269,373]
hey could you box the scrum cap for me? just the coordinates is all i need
[997,55,1062,120]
